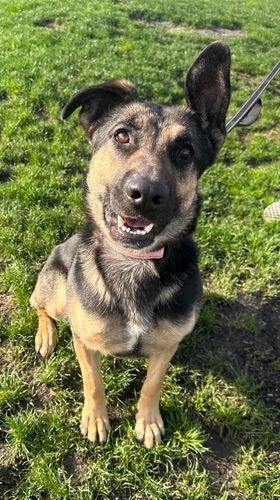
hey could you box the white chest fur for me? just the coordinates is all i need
[125,320,150,351]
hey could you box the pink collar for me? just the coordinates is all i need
[106,239,165,260]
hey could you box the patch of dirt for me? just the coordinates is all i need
[0,461,26,498]
[33,18,64,30]
[63,449,89,479]
[203,432,240,498]
[235,70,256,86]
[247,157,277,169]
[190,294,280,496]
[263,128,280,141]
[0,466,17,497]
[32,103,50,121]
[0,441,26,497]
[129,15,243,37]
[145,21,190,34]
[0,294,13,319]
[197,26,243,37]
[32,385,57,409]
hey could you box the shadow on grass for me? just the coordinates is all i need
[171,292,280,491]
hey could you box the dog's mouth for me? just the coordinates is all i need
[105,211,156,248]
[116,215,154,236]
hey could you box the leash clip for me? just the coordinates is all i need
[226,60,280,133]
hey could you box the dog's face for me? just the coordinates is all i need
[62,42,231,254]
[85,102,215,252]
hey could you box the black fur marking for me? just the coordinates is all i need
[50,248,68,276]
[155,268,202,323]
[72,251,120,317]
[154,236,202,322]
[46,234,80,275]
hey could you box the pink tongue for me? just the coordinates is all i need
[123,217,151,228]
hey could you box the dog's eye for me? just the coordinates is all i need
[174,145,194,168]
[114,130,130,144]
[177,145,194,162]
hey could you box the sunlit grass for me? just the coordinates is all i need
[0,0,279,498]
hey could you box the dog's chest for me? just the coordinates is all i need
[93,312,152,356]
[124,315,151,351]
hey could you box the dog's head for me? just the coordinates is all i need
[61,42,231,257]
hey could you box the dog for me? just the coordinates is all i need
[30,42,231,449]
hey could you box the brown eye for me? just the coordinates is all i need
[114,130,130,144]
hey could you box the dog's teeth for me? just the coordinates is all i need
[117,215,125,229]
[144,223,154,234]
[118,218,153,237]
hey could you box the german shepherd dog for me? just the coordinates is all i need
[31,42,231,448]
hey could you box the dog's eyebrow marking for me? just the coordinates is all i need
[110,118,143,132]
[157,123,188,148]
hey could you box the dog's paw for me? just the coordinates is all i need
[80,403,111,444]
[135,408,165,449]
[35,320,57,358]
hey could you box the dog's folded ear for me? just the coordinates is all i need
[61,79,137,139]
[185,41,231,149]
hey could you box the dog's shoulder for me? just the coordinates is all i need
[39,233,80,276]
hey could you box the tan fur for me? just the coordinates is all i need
[66,284,198,358]
[72,335,110,443]
[136,347,177,448]
[31,271,67,321]
[67,287,127,355]
[79,248,112,306]
[141,309,199,356]
[156,123,186,150]
[34,307,58,358]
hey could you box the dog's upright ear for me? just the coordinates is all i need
[61,79,137,139]
[185,42,231,149]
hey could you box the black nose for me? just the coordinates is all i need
[125,175,168,210]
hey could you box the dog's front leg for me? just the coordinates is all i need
[135,345,178,449]
[73,335,110,444]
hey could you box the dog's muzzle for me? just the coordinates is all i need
[104,171,175,252]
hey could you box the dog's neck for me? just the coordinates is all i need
[76,221,199,325]
[91,235,162,326]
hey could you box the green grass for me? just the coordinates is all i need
[0,0,279,498]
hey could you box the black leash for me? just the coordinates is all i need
[226,60,280,133]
